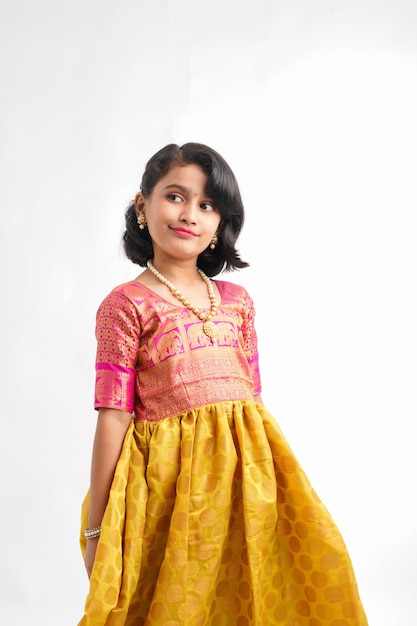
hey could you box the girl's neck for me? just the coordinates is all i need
[150,258,200,286]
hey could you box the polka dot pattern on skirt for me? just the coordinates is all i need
[79,401,367,625]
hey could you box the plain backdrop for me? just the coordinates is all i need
[1,1,416,624]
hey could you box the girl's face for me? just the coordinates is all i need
[136,163,221,263]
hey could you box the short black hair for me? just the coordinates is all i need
[122,142,249,276]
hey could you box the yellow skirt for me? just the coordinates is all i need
[79,401,367,626]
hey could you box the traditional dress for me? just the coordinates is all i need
[79,280,368,626]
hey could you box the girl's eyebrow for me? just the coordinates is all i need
[162,183,190,193]
[162,183,213,201]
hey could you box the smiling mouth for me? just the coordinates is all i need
[171,227,197,238]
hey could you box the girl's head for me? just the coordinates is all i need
[123,143,248,276]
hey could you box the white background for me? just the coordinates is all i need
[1,1,416,624]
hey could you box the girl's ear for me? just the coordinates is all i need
[134,192,145,216]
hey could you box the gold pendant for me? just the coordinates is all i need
[203,320,217,339]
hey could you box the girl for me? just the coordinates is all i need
[78,143,368,625]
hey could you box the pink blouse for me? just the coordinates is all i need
[94,280,261,421]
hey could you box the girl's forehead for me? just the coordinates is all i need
[157,163,208,189]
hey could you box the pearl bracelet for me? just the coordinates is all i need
[84,525,101,540]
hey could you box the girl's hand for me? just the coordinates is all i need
[84,538,99,578]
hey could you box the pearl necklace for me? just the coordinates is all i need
[147,260,218,340]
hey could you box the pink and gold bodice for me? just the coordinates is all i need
[94,280,261,421]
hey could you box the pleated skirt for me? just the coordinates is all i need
[78,400,368,626]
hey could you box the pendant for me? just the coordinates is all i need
[203,320,217,339]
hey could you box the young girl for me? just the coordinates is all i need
[78,143,368,625]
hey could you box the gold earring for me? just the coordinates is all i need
[210,234,218,249]
[137,212,146,230]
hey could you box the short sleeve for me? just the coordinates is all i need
[94,290,141,412]
[240,289,262,395]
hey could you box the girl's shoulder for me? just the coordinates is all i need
[97,280,156,312]
[109,280,150,299]
[214,279,254,306]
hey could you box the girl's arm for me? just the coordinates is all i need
[84,407,132,576]
[253,394,263,404]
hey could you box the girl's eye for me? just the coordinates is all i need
[201,202,215,211]
[167,193,182,202]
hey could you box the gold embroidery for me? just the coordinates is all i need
[94,281,261,420]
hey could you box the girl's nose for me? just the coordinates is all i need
[179,200,198,224]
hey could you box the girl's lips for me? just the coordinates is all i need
[171,227,197,238]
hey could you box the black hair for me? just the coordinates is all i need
[122,142,249,276]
